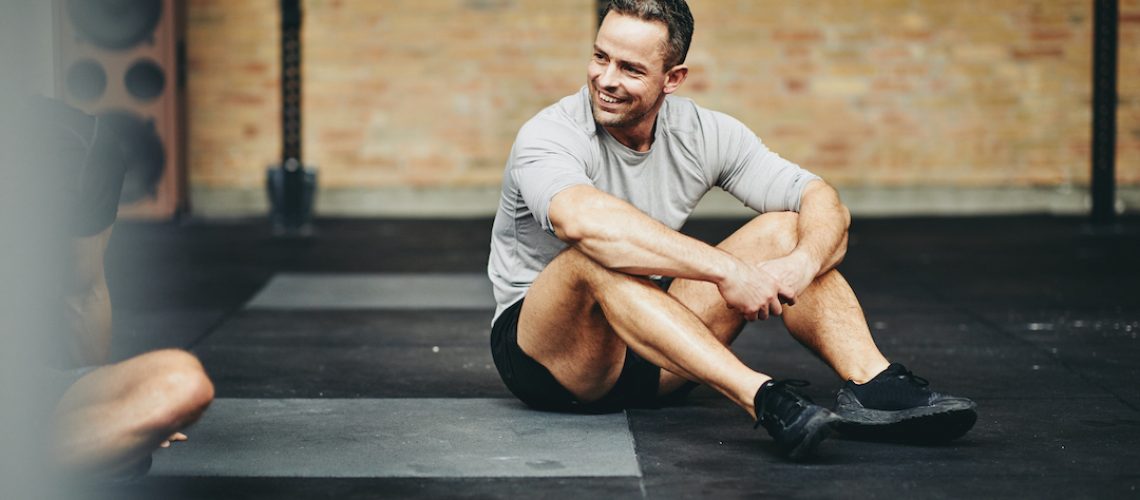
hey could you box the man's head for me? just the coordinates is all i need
[601,0,694,70]
[588,0,693,133]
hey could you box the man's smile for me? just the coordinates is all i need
[596,90,625,106]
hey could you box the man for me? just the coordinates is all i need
[487,0,976,460]
[17,97,214,481]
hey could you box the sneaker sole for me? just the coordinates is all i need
[785,411,841,460]
[836,402,977,444]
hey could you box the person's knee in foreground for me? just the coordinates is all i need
[52,349,214,479]
[23,97,215,480]
[486,0,976,460]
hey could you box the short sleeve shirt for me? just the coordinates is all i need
[487,86,819,322]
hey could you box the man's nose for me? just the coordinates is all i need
[597,62,619,89]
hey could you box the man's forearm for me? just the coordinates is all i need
[550,185,741,285]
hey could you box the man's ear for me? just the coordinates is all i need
[663,65,688,94]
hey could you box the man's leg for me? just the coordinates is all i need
[518,247,770,416]
[659,212,890,394]
[516,241,841,459]
[53,349,214,475]
[661,212,976,442]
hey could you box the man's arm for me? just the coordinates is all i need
[549,184,791,320]
[758,179,850,295]
[64,225,114,365]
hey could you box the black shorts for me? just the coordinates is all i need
[490,297,691,414]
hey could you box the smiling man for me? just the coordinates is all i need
[487,0,976,460]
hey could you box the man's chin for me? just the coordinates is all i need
[592,106,631,128]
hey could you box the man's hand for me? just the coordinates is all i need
[716,257,795,321]
[759,251,820,298]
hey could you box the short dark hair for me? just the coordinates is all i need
[600,0,694,70]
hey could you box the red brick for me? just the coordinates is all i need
[785,79,807,93]
[1031,29,1073,41]
[1011,47,1065,60]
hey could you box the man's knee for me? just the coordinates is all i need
[132,350,214,430]
[738,212,800,256]
[152,350,213,416]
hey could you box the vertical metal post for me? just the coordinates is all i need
[268,0,315,235]
[1091,0,1118,224]
[281,0,303,227]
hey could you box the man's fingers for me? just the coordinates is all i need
[769,299,783,317]
[745,307,759,321]
[778,282,796,303]
[741,303,760,321]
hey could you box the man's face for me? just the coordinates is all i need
[587,13,673,130]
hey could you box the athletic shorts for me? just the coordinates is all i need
[490,297,692,414]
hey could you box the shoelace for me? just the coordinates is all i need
[754,379,812,429]
[894,367,930,387]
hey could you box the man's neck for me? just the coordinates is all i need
[603,101,664,152]
[604,120,655,152]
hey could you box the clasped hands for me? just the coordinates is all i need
[716,252,817,321]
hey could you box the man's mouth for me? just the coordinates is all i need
[598,92,622,105]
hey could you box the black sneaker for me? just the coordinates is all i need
[754,379,840,460]
[835,363,977,444]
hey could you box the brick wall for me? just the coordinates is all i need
[1120,0,1140,184]
[185,0,1140,211]
[686,0,1138,187]
[185,0,280,189]
[185,0,594,191]
[303,0,593,188]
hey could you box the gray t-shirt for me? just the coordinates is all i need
[488,86,819,322]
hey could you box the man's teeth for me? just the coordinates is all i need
[600,94,619,103]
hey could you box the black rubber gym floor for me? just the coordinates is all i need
[96,216,1139,499]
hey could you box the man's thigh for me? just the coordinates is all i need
[53,362,134,415]
[516,248,632,402]
[53,350,180,415]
